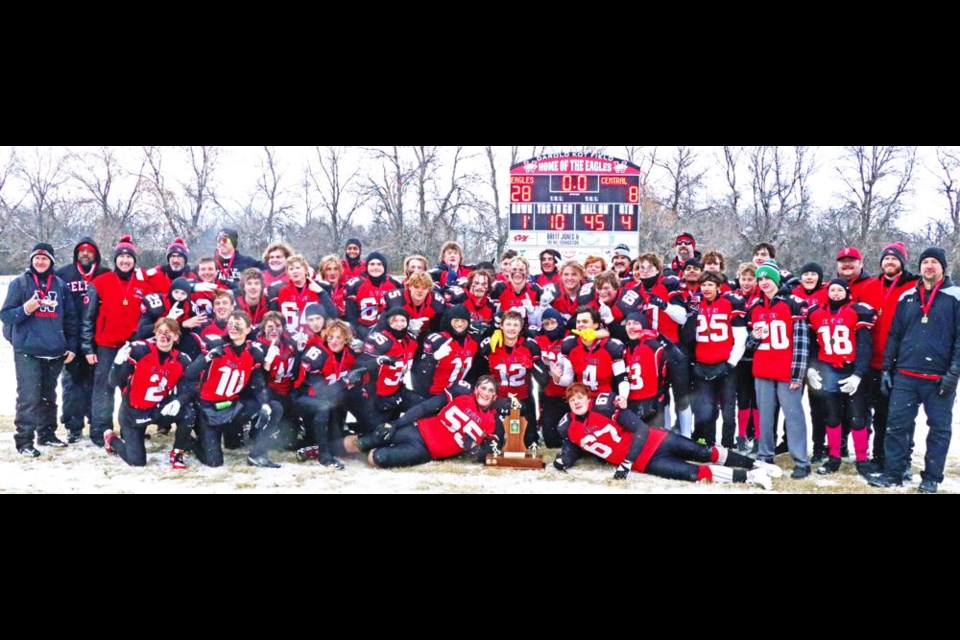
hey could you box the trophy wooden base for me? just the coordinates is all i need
[485,453,546,470]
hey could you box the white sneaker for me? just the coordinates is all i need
[753,460,783,479]
[747,469,773,490]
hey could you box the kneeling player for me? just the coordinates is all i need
[341,377,503,469]
[554,384,778,489]
[104,318,197,468]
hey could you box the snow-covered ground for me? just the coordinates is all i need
[2,277,957,493]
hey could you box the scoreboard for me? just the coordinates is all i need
[508,153,640,272]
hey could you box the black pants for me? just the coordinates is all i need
[90,346,120,445]
[61,357,94,435]
[13,352,64,450]
[665,354,691,412]
[539,393,568,448]
[809,386,827,455]
[195,398,259,467]
[691,372,735,446]
[644,432,718,482]
[735,359,758,438]
[112,399,196,466]
[250,391,290,457]
[371,426,432,468]
[628,397,663,428]
[354,387,421,431]
[864,369,890,463]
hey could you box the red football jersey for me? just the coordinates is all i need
[384,288,446,338]
[121,342,188,410]
[296,337,357,395]
[274,282,323,335]
[747,294,807,382]
[622,331,667,401]
[362,329,418,396]
[479,337,542,400]
[492,281,541,312]
[339,258,366,285]
[561,336,626,395]
[421,332,480,395]
[418,386,498,459]
[236,295,269,327]
[200,318,229,339]
[199,342,264,402]
[346,276,403,328]
[694,293,746,365]
[262,268,288,289]
[791,284,829,309]
[807,301,875,369]
[534,333,567,398]
[533,272,561,289]
[257,336,299,396]
[640,277,684,343]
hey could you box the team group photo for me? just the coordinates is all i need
[1,145,957,494]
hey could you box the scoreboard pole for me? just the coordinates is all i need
[507,153,642,274]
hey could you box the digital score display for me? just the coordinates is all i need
[509,208,636,231]
[508,154,641,263]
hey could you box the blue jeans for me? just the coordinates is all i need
[884,373,954,483]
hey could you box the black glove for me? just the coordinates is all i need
[613,461,632,480]
[880,371,893,396]
[375,355,396,366]
[553,456,567,473]
[648,294,668,310]
[940,371,959,396]
[374,422,396,443]
[344,368,365,386]
[469,320,489,336]
[204,344,224,362]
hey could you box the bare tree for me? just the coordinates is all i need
[0,147,25,244]
[67,146,147,241]
[13,147,72,244]
[927,146,960,273]
[830,145,916,247]
[304,145,367,256]
[723,146,815,247]
[656,146,709,219]
[142,146,220,246]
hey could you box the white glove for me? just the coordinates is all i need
[293,331,308,352]
[260,404,272,417]
[539,286,556,307]
[308,280,323,294]
[433,338,453,361]
[598,302,615,325]
[264,339,281,368]
[193,281,218,293]
[839,374,861,396]
[408,317,426,335]
[522,297,536,314]
[166,302,185,320]
[349,339,364,352]
[160,399,181,417]
[515,304,528,318]
[806,367,822,391]
[114,342,132,365]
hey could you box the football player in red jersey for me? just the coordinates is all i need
[805,279,877,476]
[354,306,420,427]
[103,318,197,468]
[293,319,363,468]
[689,272,747,447]
[429,240,473,291]
[746,264,811,479]
[556,306,629,402]
[345,251,403,339]
[340,238,366,285]
[342,377,503,469]
[447,269,497,336]
[261,241,294,288]
[620,312,683,428]
[183,310,276,468]
[553,384,777,489]
[269,254,337,339]
[532,249,562,288]
[701,251,734,294]
[577,271,645,342]
[236,267,269,329]
[136,277,207,340]
[413,305,480,401]
[383,271,446,343]
[491,256,542,322]
[403,254,430,281]
[541,260,588,322]
[496,250,517,285]
[733,261,761,452]
[199,289,235,340]
[533,308,571,447]
[317,254,348,318]
[471,310,547,446]
[255,311,301,455]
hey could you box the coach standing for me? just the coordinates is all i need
[1,243,79,456]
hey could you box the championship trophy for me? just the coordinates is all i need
[485,394,545,470]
